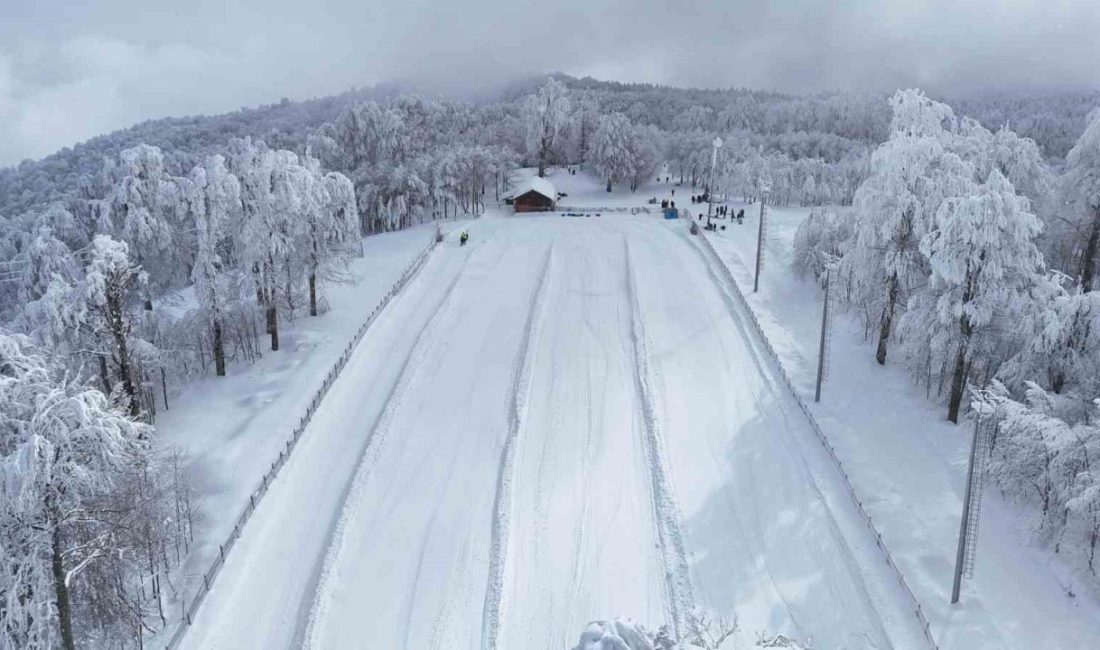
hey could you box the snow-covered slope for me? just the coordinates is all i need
[180,211,929,648]
[705,201,1100,649]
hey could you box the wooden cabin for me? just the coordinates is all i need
[508,177,557,212]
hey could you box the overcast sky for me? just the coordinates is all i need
[2,0,1098,166]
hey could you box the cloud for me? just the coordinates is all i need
[1,0,1099,166]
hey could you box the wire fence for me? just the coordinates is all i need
[162,227,440,649]
[555,205,662,214]
[693,227,940,650]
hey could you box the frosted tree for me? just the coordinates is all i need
[78,236,148,418]
[18,224,80,304]
[1061,109,1100,291]
[842,90,972,365]
[1003,287,1100,398]
[569,93,601,165]
[300,157,359,317]
[108,145,180,310]
[190,155,241,376]
[228,138,292,351]
[0,332,149,649]
[912,169,1044,422]
[592,113,636,192]
[524,78,571,178]
[801,175,817,206]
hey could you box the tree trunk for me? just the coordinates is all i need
[51,521,76,650]
[99,354,111,395]
[875,273,898,365]
[1080,206,1100,292]
[108,298,141,418]
[267,305,279,351]
[538,147,546,178]
[213,320,226,377]
[309,273,318,317]
[947,335,970,423]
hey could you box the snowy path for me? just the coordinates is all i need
[305,235,552,649]
[495,232,669,648]
[178,247,472,649]
[182,214,926,649]
[631,225,925,648]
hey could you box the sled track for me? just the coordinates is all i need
[682,227,938,649]
[166,233,440,650]
[623,237,696,637]
[480,246,554,650]
[301,252,474,649]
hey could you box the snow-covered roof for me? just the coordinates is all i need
[511,176,557,202]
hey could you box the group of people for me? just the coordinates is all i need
[459,230,469,246]
[690,193,710,204]
[659,198,677,209]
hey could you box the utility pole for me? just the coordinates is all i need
[753,183,769,293]
[707,136,723,230]
[815,266,832,403]
[951,412,988,604]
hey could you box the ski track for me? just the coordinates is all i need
[623,236,697,637]
[480,246,554,650]
[176,248,469,650]
[304,237,550,650]
[300,249,473,648]
[670,224,906,646]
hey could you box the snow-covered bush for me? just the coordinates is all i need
[571,616,809,650]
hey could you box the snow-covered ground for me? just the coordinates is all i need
[175,179,933,648]
[705,200,1100,649]
[168,169,1100,649]
[154,225,435,636]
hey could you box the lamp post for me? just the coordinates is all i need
[707,136,723,229]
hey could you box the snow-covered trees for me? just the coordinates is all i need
[0,331,149,648]
[524,78,572,178]
[592,113,635,192]
[1060,109,1100,291]
[979,382,1100,573]
[108,145,184,310]
[841,90,972,366]
[590,114,663,192]
[906,169,1044,421]
[190,155,241,376]
[78,236,147,417]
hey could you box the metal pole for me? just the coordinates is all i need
[815,268,830,403]
[951,414,982,604]
[754,189,767,293]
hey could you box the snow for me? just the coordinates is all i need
[176,196,930,649]
[166,170,1100,649]
[705,199,1100,649]
[508,175,558,202]
[153,225,435,639]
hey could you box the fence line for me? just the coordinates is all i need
[693,228,940,650]
[162,228,440,649]
[555,205,661,214]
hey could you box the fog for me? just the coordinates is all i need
[2,0,1098,165]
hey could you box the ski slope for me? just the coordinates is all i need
[181,213,926,649]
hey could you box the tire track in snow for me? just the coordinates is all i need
[678,227,907,647]
[623,237,696,637]
[299,249,474,649]
[480,245,554,650]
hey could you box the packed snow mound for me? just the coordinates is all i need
[573,620,660,650]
